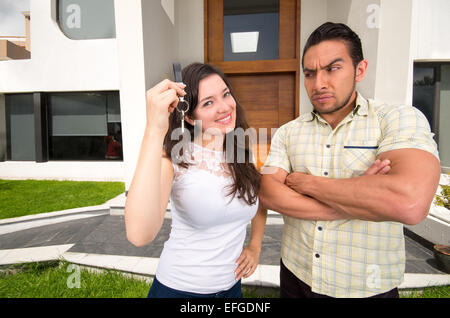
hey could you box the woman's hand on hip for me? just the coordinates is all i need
[235,246,260,280]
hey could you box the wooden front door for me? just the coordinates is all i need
[204,0,300,169]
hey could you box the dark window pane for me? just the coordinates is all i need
[49,136,106,160]
[413,67,435,130]
[223,0,279,61]
[413,63,450,168]
[439,65,450,167]
[49,92,108,137]
[107,91,121,123]
[5,94,35,161]
[48,92,122,161]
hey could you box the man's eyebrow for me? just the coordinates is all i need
[199,87,229,103]
[303,58,345,73]
[324,58,344,68]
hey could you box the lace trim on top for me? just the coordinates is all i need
[173,142,231,179]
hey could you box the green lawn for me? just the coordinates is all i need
[401,285,450,298]
[0,179,125,220]
[0,261,279,298]
[0,261,149,298]
[0,261,448,298]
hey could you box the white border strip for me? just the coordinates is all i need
[0,205,110,225]
[0,212,108,235]
[0,244,74,265]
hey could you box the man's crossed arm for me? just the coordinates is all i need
[260,149,440,225]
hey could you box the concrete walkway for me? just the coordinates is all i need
[0,193,449,291]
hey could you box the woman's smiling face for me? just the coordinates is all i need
[187,73,237,137]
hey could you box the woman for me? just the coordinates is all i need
[125,63,267,298]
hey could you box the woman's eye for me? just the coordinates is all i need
[203,100,213,107]
[224,91,231,97]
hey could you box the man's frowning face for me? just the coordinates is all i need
[303,40,367,116]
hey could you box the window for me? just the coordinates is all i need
[223,0,279,61]
[5,94,35,161]
[413,63,450,168]
[57,0,116,40]
[3,91,122,162]
[48,91,122,161]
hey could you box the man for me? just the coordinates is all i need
[260,22,441,298]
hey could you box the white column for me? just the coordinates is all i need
[374,0,414,105]
[114,0,147,191]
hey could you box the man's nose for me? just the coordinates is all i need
[313,71,328,91]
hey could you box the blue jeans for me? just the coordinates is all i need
[147,277,242,298]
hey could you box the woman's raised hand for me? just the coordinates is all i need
[145,79,186,134]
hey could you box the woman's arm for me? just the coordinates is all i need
[235,204,268,280]
[124,80,186,247]
[124,128,173,247]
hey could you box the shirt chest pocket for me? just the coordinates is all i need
[342,140,379,177]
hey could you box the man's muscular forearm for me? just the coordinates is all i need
[260,158,392,221]
[285,149,440,225]
[260,172,349,221]
[287,172,401,222]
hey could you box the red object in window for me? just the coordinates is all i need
[105,136,121,159]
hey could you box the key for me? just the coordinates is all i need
[172,62,189,133]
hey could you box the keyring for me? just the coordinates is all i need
[176,98,189,113]
[176,99,189,133]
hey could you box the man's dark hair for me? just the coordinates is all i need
[302,22,364,69]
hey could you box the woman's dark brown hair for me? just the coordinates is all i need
[163,63,260,205]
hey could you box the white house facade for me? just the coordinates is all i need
[0,0,449,193]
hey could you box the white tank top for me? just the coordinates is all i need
[155,142,258,294]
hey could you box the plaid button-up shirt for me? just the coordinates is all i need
[264,92,439,297]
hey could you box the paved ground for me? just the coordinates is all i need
[0,212,447,275]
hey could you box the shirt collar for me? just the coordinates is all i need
[299,112,315,122]
[353,92,368,116]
